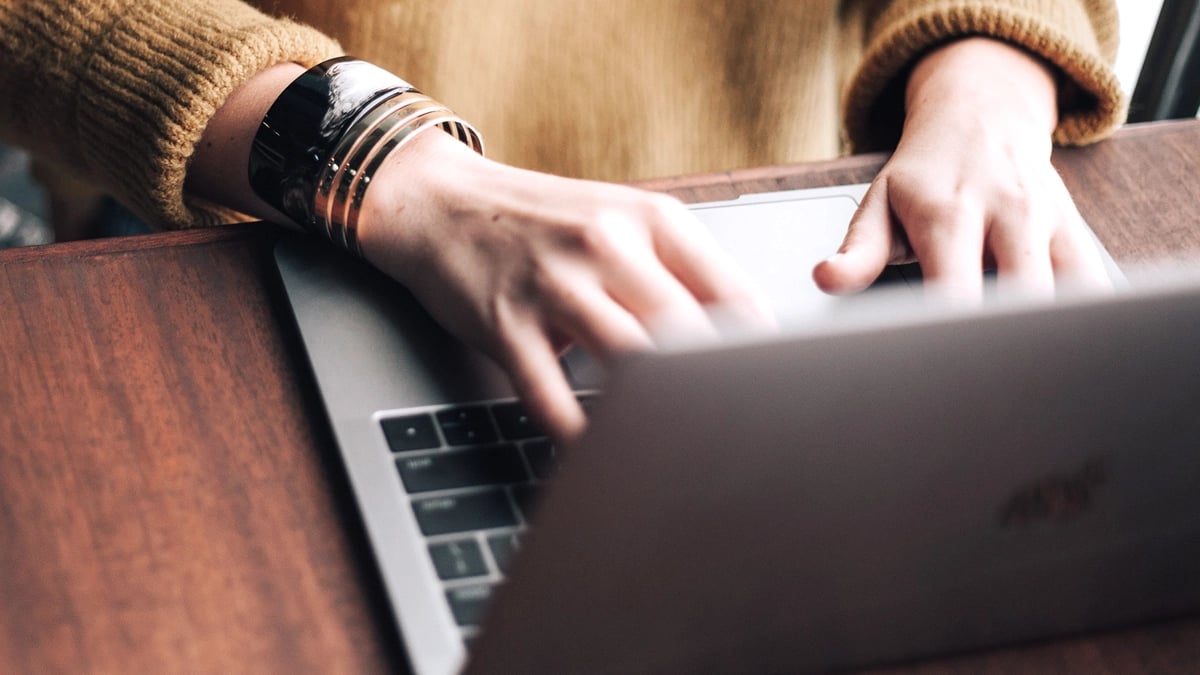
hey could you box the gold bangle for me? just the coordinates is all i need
[313,93,482,256]
[333,102,448,228]
[314,94,447,248]
[314,91,435,241]
[340,111,482,255]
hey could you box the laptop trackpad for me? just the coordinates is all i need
[690,187,867,320]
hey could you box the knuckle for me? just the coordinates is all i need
[641,194,692,228]
[994,185,1035,223]
[644,193,687,217]
[574,215,629,259]
[1005,200,1035,228]
[912,196,969,225]
[561,202,655,260]
[524,255,569,298]
[565,194,691,255]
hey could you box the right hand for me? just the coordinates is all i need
[357,131,774,443]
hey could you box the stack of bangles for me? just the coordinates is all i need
[248,56,484,256]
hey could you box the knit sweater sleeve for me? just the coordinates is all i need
[841,0,1127,152]
[0,0,341,229]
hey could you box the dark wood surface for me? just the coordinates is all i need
[1,119,1198,673]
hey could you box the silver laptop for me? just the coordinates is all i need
[274,185,1198,674]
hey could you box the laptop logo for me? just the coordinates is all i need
[998,458,1108,527]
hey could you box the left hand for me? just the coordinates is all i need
[813,37,1111,302]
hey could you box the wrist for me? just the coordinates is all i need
[356,127,511,292]
[356,129,486,273]
[187,62,306,223]
[242,57,482,254]
[905,37,1058,136]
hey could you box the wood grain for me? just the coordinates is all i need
[1054,120,1200,266]
[0,119,1197,673]
[0,227,405,673]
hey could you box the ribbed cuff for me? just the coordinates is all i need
[76,0,341,229]
[843,0,1127,152]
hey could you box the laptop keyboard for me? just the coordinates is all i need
[378,395,592,642]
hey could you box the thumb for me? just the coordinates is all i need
[812,177,901,294]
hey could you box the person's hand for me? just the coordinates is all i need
[357,131,773,443]
[814,37,1111,302]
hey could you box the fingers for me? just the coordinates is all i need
[496,320,587,443]
[813,178,899,295]
[908,206,988,304]
[539,273,656,357]
[979,176,1110,300]
[496,203,749,441]
[829,165,1107,304]
[476,281,653,444]
[489,192,772,441]
[544,204,720,347]
[648,199,776,329]
[987,221,1054,299]
[599,241,721,345]
[1050,220,1113,293]
[1045,180,1113,293]
[562,195,775,348]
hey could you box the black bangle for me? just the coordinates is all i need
[248,57,415,230]
[248,57,482,255]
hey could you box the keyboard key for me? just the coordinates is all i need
[381,414,441,453]
[488,533,520,575]
[436,406,498,446]
[446,584,494,626]
[511,484,542,522]
[397,445,528,493]
[491,402,542,440]
[412,491,518,536]
[428,539,488,580]
[521,439,558,480]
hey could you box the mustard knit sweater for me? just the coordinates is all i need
[0,0,1125,230]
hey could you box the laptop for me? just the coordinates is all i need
[273,184,1200,673]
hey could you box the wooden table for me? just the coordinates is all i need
[2,120,1198,673]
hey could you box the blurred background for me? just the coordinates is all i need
[0,0,1194,249]
[1116,0,1166,95]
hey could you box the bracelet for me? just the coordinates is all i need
[317,94,447,251]
[249,56,483,255]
